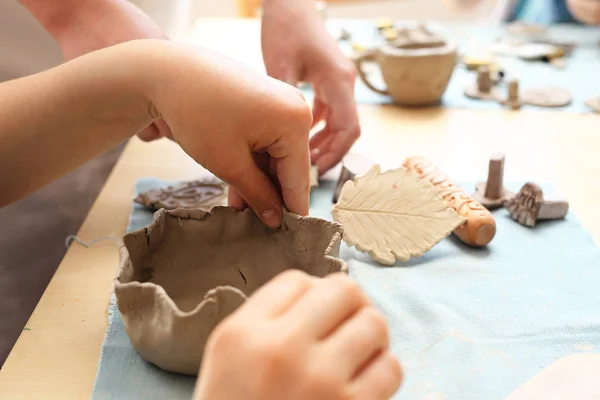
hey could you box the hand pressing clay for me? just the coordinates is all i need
[464,66,502,101]
[472,153,515,209]
[135,177,227,212]
[115,207,347,375]
[333,152,377,203]
[521,87,571,107]
[504,182,569,227]
[403,156,497,247]
[331,165,464,266]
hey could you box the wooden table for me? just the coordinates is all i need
[1,19,599,400]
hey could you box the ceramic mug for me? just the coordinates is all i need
[354,40,458,106]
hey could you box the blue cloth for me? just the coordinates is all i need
[92,178,600,400]
[511,0,579,24]
[304,22,600,112]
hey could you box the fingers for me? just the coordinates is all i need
[347,351,403,399]
[223,149,283,228]
[309,84,360,173]
[323,306,390,379]
[311,97,327,128]
[282,273,370,339]
[136,123,161,142]
[227,186,247,211]
[244,269,316,318]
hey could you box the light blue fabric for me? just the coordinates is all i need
[511,0,578,24]
[92,178,600,400]
[303,22,600,112]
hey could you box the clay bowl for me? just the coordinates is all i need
[115,207,347,376]
[355,33,458,106]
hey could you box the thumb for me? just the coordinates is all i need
[224,151,283,229]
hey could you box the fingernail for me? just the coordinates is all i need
[261,208,282,229]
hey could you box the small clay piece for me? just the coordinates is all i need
[331,165,464,265]
[472,153,515,210]
[376,17,394,31]
[338,27,351,41]
[464,66,502,101]
[501,78,522,110]
[585,96,600,113]
[115,207,347,375]
[135,177,227,212]
[333,153,377,203]
[521,87,572,107]
[355,36,457,106]
[504,182,569,227]
[381,27,399,42]
[310,165,319,189]
[403,156,497,247]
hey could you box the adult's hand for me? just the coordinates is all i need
[193,270,403,400]
[20,0,171,141]
[261,0,360,174]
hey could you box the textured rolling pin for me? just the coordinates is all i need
[402,156,496,247]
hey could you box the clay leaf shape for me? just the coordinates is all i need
[331,165,465,265]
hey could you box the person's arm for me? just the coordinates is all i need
[19,0,171,141]
[567,0,600,24]
[261,0,360,175]
[0,39,312,227]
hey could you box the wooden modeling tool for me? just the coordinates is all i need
[402,157,497,247]
[333,153,377,203]
[464,66,502,101]
[501,78,522,110]
[504,182,569,227]
[472,153,515,210]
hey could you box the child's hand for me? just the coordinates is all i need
[143,42,313,228]
[193,270,403,400]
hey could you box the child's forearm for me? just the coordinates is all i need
[0,40,157,206]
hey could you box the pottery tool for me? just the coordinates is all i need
[402,156,497,247]
[464,66,502,101]
[500,78,522,110]
[472,153,515,210]
[504,182,569,227]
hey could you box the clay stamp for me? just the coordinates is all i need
[333,153,377,203]
[135,177,228,212]
[521,87,572,107]
[464,66,502,101]
[331,165,464,266]
[115,207,347,375]
[500,78,522,110]
[355,32,457,106]
[472,153,515,210]
[585,96,600,113]
[504,182,569,227]
[403,156,497,247]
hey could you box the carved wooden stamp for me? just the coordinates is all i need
[464,66,502,101]
[504,182,569,227]
[402,156,497,247]
[472,153,515,210]
[501,78,522,110]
